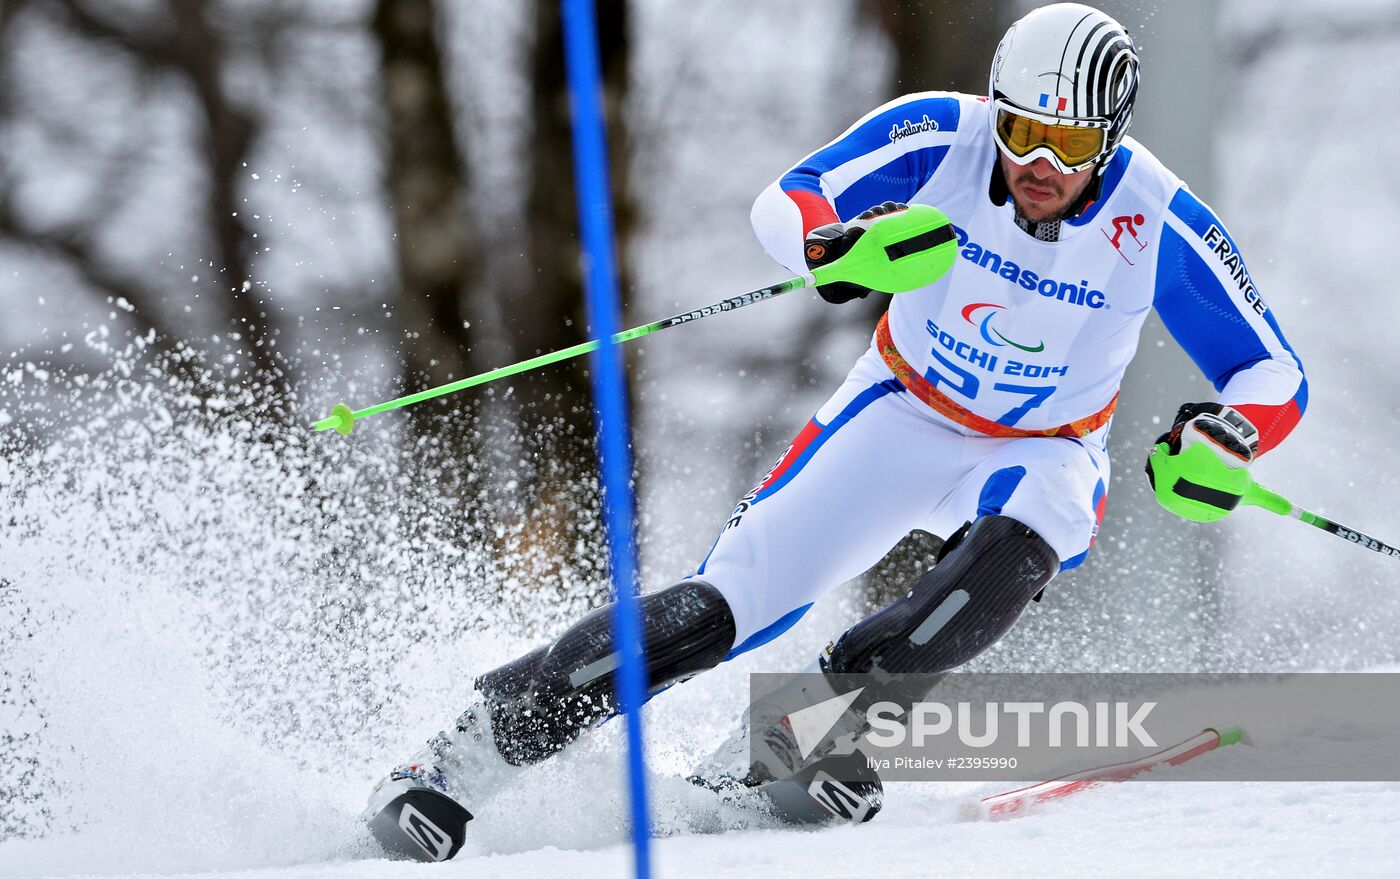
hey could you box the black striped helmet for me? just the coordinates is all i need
[989,3,1140,175]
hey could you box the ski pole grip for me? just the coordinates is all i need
[813,204,958,295]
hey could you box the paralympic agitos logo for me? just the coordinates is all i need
[952,225,1107,310]
[961,302,1045,353]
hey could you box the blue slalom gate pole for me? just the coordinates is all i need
[559,2,652,877]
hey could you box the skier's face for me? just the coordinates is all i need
[1000,154,1094,223]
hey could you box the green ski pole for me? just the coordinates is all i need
[1242,478,1400,560]
[314,204,957,435]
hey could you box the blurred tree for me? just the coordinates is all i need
[57,0,276,382]
[355,0,635,604]
[490,0,633,597]
[371,0,488,396]
[860,0,1008,94]
[0,0,283,394]
[513,0,632,431]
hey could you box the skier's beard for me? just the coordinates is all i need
[1001,157,1094,223]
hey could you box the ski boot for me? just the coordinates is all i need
[363,701,521,861]
[689,658,884,825]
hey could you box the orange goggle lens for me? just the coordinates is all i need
[995,109,1107,168]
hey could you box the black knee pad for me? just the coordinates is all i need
[827,515,1057,676]
[476,579,736,764]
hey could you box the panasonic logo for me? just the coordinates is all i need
[952,225,1107,309]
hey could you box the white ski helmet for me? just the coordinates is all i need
[989,3,1140,175]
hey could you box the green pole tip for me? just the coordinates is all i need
[1207,724,1246,748]
[331,402,355,436]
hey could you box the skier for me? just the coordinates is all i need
[366,2,1306,858]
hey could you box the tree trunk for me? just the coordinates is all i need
[862,0,1008,95]
[514,0,631,415]
[20,0,282,394]
[166,0,279,387]
[372,0,486,403]
[499,0,632,598]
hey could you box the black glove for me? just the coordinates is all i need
[804,201,909,304]
[1150,402,1259,466]
[1144,402,1260,522]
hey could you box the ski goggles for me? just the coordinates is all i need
[992,99,1110,174]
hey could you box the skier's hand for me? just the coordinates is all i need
[1144,403,1260,522]
[804,201,910,304]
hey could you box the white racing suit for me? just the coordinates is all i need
[702,90,1306,654]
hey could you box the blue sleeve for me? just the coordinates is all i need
[1154,187,1307,452]
[779,94,962,225]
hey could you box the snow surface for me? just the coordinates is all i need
[6,778,1400,878]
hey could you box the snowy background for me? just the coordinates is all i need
[3,1,1400,877]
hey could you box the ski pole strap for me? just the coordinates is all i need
[882,224,956,261]
[875,314,1117,439]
